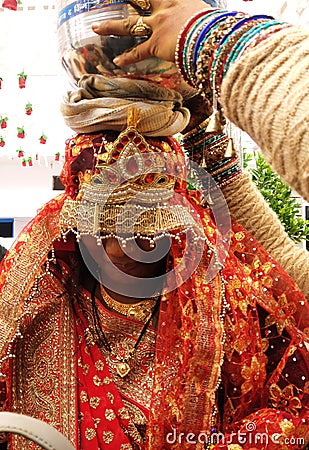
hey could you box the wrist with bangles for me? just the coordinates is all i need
[182,125,242,190]
[175,8,288,100]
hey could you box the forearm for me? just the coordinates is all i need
[220,27,309,202]
[177,11,309,202]
[182,116,309,300]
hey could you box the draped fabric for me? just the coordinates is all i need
[60,75,191,136]
[0,134,308,449]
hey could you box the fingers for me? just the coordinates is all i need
[92,17,150,37]
[92,17,156,66]
[113,41,154,66]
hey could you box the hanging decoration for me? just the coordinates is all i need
[25,102,33,116]
[18,71,27,89]
[27,156,33,166]
[55,152,60,161]
[1,0,19,11]
[17,126,25,139]
[39,133,47,144]
[0,5,71,167]
[21,158,26,167]
[0,117,8,129]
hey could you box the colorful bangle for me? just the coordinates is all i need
[175,9,214,83]
[210,158,242,189]
[210,17,272,97]
[182,11,225,84]
[194,13,244,95]
[238,22,292,57]
[222,19,283,79]
[193,11,241,70]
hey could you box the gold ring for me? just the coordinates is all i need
[129,0,151,11]
[130,16,152,37]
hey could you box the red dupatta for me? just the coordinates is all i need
[0,134,308,450]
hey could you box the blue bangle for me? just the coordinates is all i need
[223,20,282,77]
[209,15,274,89]
[219,14,274,48]
[193,11,239,69]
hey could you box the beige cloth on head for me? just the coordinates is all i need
[61,74,190,136]
[221,26,309,203]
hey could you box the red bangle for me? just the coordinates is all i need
[175,9,213,83]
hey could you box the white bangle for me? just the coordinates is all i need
[0,412,75,450]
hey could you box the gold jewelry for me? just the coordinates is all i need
[100,284,158,322]
[92,285,159,377]
[130,16,152,37]
[59,108,206,246]
[129,0,151,11]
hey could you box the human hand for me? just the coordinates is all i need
[92,0,211,67]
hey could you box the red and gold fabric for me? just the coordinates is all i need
[0,134,308,449]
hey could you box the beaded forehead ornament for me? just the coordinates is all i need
[60,108,205,246]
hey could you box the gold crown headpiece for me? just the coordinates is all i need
[60,108,205,246]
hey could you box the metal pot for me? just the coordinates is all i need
[56,0,183,90]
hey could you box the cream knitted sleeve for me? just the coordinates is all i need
[221,172,309,300]
[220,27,309,203]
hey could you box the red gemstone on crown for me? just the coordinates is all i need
[106,171,117,183]
[126,157,138,174]
[145,173,154,183]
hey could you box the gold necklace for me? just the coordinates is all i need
[93,286,160,378]
[100,284,159,322]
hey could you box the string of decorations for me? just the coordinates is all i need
[0,70,56,166]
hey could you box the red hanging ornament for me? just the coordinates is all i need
[2,0,18,11]
[16,149,24,158]
[18,71,27,89]
[0,117,8,129]
[39,134,47,144]
[28,157,33,167]
[55,152,61,161]
[0,137,5,147]
[25,102,33,116]
[21,158,27,167]
[0,77,3,89]
[17,126,25,139]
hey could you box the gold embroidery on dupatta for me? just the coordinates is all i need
[122,399,147,425]
[183,259,225,434]
[11,273,77,449]
[0,201,63,357]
